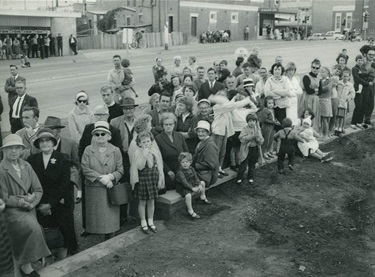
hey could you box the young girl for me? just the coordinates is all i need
[318,67,333,141]
[175,152,210,219]
[236,113,264,185]
[133,131,161,234]
[259,96,280,159]
[335,69,355,136]
[121,58,139,98]
[299,108,315,127]
[297,117,333,163]
[329,76,340,136]
[273,118,304,174]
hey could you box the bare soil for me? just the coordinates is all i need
[67,129,375,277]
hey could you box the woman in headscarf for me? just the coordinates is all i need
[0,134,51,277]
[81,121,123,241]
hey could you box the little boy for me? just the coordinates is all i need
[175,152,210,219]
[335,69,355,136]
[236,113,264,185]
[121,58,138,98]
[273,118,304,174]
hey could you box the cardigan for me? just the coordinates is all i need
[264,75,292,108]
[68,107,95,144]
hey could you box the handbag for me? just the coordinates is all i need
[108,182,132,206]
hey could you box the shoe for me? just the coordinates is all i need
[263,154,271,160]
[333,130,339,136]
[351,124,357,129]
[356,123,364,129]
[80,230,91,237]
[288,164,294,171]
[236,179,243,186]
[230,166,238,172]
[75,197,82,204]
[218,173,223,179]
[248,179,254,185]
[141,225,149,234]
[20,269,40,277]
[219,170,229,176]
[362,123,369,129]
[148,224,158,233]
[188,211,201,220]
[200,198,212,205]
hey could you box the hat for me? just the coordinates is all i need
[197,99,211,106]
[75,91,88,102]
[302,117,312,126]
[195,120,211,133]
[120,97,138,107]
[33,128,58,148]
[91,121,111,136]
[243,78,254,87]
[43,116,65,129]
[0,134,26,151]
[156,69,167,79]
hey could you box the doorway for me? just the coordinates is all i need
[191,16,197,37]
[168,16,173,32]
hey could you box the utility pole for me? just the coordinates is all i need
[164,0,169,50]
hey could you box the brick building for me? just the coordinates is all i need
[352,0,375,40]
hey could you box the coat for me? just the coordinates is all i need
[4,75,26,101]
[81,143,123,234]
[198,80,225,100]
[193,136,219,187]
[155,131,188,174]
[68,107,95,144]
[110,115,134,153]
[0,158,51,264]
[15,126,41,159]
[9,93,38,118]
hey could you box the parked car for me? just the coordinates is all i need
[322,31,345,40]
[308,33,324,41]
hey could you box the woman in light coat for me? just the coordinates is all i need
[0,134,51,277]
[81,121,123,241]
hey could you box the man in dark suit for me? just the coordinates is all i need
[4,65,26,106]
[45,116,79,254]
[100,84,123,122]
[78,105,122,236]
[9,80,38,134]
[148,92,173,137]
[69,34,78,55]
[198,67,225,100]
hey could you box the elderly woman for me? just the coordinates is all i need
[182,74,194,86]
[0,134,51,277]
[175,96,195,153]
[155,113,189,190]
[285,62,303,126]
[143,93,160,115]
[81,121,123,241]
[28,129,72,260]
[193,120,219,189]
[68,91,95,144]
[189,99,214,148]
[170,56,184,80]
[264,63,292,130]
[129,114,165,192]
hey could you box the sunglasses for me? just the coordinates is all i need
[77,100,87,103]
[94,133,106,137]
[312,66,320,70]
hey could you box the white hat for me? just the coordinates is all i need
[0,134,26,150]
[75,91,88,102]
[91,121,111,136]
[197,99,211,106]
[194,120,211,133]
[303,117,312,126]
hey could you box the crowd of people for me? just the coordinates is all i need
[1,43,375,276]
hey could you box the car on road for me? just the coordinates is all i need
[308,33,324,41]
[322,31,345,40]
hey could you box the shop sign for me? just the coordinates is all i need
[280,0,312,9]
[259,8,278,12]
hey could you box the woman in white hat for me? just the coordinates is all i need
[0,134,51,277]
[28,128,74,259]
[193,120,219,188]
[68,90,95,144]
[81,121,123,241]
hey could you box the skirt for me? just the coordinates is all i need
[135,162,159,200]
[319,98,333,117]
[337,107,346,117]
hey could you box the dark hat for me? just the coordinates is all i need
[120,97,138,107]
[156,69,167,78]
[33,128,58,148]
[43,116,65,129]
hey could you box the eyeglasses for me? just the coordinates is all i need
[94,133,106,137]
[368,53,375,57]
[311,66,320,70]
[94,113,107,117]
[77,100,87,103]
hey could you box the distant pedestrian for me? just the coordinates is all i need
[57,33,63,56]
[244,25,250,40]
[69,34,78,55]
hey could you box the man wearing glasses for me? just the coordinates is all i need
[300,58,321,132]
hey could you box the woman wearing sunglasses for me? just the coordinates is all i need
[81,121,123,242]
[68,91,95,144]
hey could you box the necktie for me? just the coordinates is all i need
[210,81,213,89]
[15,97,22,117]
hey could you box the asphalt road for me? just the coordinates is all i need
[0,39,365,132]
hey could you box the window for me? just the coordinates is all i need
[231,12,239,24]
[346,12,352,29]
[138,14,143,23]
[209,11,217,23]
[127,16,131,26]
[334,13,341,32]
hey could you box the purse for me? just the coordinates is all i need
[108,182,132,206]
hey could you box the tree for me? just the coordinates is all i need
[97,7,126,33]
